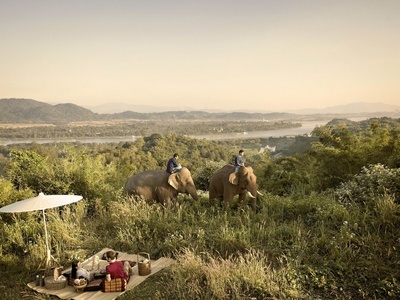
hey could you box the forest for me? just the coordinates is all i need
[0,117,399,299]
[0,119,301,139]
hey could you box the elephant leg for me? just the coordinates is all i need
[154,187,167,206]
[155,187,177,208]
[209,186,218,202]
[223,186,234,209]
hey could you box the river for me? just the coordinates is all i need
[190,120,328,140]
[0,119,362,146]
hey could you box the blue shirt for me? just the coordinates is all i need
[166,157,179,173]
[234,155,244,167]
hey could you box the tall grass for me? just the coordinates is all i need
[1,188,400,299]
[155,248,307,299]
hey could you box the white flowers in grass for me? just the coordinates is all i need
[335,163,400,206]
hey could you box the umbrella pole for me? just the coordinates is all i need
[42,210,51,268]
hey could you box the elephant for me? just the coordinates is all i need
[125,167,198,205]
[209,165,259,211]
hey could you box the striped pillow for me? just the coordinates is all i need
[102,277,127,292]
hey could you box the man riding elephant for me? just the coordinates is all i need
[125,166,198,206]
[209,164,260,211]
[166,153,182,174]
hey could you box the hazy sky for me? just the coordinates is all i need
[1,0,399,112]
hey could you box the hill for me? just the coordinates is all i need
[88,101,400,115]
[0,98,298,124]
[2,98,399,124]
[86,102,193,114]
[291,102,400,114]
[0,98,100,123]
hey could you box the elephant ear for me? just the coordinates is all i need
[168,173,179,190]
[229,172,239,185]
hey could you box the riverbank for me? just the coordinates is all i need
[0,118,370,146]
[0,121,324,146]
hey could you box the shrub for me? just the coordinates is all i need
[335,163,400,207]
[193,160,227,191]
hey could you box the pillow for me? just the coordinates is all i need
[84,279,103,292]
[76,267,91,281]
[93,272,106,280]
[102,278,126,292]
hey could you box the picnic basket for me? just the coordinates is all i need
[44,276,67,290]
[137,252,151,276]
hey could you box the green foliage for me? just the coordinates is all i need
[306,118,400,191]
[0,183,399,299]
[260,156,311,196]
[335,163,400,207]
[6,150,50,191]
[243,119,399,197]
[5,147,121,205]
[1,126,400,299]
[0,177,33,208]
[193,160,227,190]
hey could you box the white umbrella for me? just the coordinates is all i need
[0,192,83,270]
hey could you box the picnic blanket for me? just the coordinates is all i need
[27,248,175,300]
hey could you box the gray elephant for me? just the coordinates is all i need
[125,167,198,205]
[209,165,259,211]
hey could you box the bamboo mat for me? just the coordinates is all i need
[27,248,175,300]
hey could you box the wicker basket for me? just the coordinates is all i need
[74,283,87,292]
[43,265,63,277]
[44,276,67,290]
[137,252,151,276]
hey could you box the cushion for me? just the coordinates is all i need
[102,278,127,292]
[93,272,107,280]
[84,279,103,292]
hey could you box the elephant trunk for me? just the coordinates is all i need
[247,184,258,199]
[248,184,258,212]
[186,185,198,200]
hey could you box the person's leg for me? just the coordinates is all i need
[123,261,132,276]
[172,166,182,173]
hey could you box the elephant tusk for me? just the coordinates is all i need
[257,191,263,196]
[247,191,256,198]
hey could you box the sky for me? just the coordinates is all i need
[1,0,399,112]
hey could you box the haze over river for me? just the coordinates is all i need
[0,119,363,146]
[191,120,327,140]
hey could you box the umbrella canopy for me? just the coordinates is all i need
[0,192,83,271]
[0,192,83,213]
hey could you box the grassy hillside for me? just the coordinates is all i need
[0,119,399,299]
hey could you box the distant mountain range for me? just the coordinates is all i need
[85,102,194,114]
[0,98,294,124]
[86,101,400,115]
[289,102,400,115]
[0,98,399,124]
